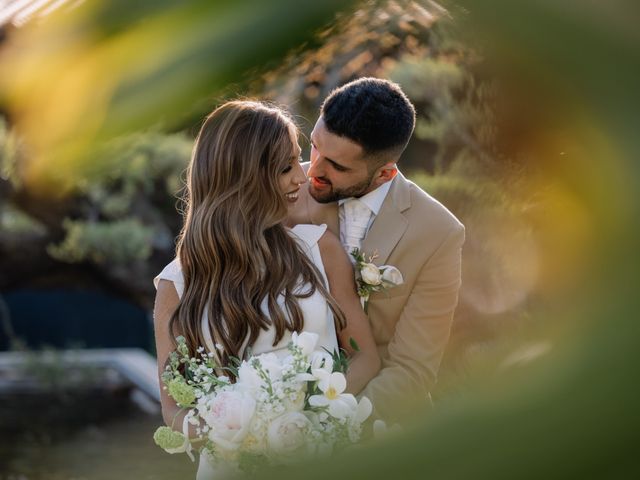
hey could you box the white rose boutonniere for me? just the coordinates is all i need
[351,248,404,311]
[360,263,383,286]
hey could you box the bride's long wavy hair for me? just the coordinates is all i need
[170,100,345,365]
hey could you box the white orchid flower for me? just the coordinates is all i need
[291,331,319,356]
[354,396,373,423]
[308,370,357,419]
[296,352,334,383]
[310,350,334,372]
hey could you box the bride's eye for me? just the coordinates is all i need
[281,165,293,174]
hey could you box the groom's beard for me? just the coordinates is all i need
[309,174,374,204]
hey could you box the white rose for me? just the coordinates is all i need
[202,390,256,451]
[291,331,319,356]
[267,412,312,458]
[381,265,404,286]
[360,263,382,285]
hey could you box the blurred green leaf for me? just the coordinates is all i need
[0,0,355,194]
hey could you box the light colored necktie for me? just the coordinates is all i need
[343,198,371,258]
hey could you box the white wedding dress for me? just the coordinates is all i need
[153,224,339,479]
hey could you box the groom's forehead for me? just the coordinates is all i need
[312,118,364,160]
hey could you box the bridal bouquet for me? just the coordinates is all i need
[153,332,372,473]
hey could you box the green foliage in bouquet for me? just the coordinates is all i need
[153,426,188,452]
[161,336,230,409]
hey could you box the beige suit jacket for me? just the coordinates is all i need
[289,168,464,424]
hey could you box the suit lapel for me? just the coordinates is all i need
[361,173,411,265]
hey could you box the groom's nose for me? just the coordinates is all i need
[307,156,323,178]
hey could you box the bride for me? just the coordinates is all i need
[153,100,380,477]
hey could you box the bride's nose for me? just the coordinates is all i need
[293,162,307,185]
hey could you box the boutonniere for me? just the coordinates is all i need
[350,248,404,311]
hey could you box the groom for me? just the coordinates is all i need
[288,77,464,424]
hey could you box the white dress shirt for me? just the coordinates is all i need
[339,180,392,250]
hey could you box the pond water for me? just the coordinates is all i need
[1,289,152,352]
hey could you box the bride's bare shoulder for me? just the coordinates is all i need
[154,279,180,325]
[317,229,342,255]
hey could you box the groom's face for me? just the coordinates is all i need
[307,117,374,203]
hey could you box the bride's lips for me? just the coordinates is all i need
[285,188,300,203]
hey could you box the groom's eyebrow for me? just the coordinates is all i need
[326,158,349,172]
[310,136,349,171]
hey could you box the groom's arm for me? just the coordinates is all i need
[359,222,464,425]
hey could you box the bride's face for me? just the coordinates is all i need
[279,131,306,204]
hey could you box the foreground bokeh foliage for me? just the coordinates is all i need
[256,1,640,478]
[0,0,638,478]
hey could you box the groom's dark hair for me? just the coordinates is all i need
[321,77,416,160]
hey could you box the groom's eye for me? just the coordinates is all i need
[329,160,348,172]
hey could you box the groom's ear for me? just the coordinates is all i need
[372,162,398,187]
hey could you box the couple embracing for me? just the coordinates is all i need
[153,78,464,476]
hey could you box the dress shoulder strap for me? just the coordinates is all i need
[153,259,184,298]
[289,223,327,249]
